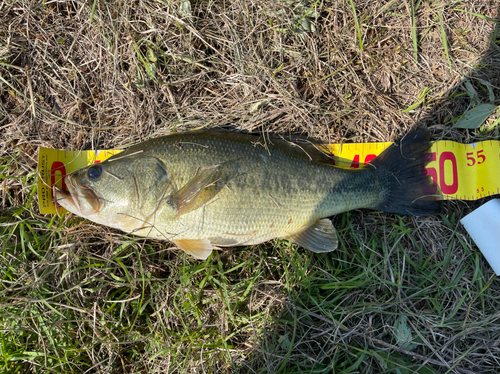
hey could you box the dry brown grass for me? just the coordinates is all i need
[1,0,500,373]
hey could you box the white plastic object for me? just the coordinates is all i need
[460,199,500,276]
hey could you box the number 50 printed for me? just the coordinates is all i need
[421,141,499,200]
[327,139,499,202]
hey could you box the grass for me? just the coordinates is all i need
[1,0,500,373]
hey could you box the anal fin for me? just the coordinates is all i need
[173,238,213,260]
[287,219,338,253]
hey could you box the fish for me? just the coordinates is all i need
[54,129,442,260]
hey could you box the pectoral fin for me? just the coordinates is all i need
[288,219,338,253]
[171,166,221,216]
[173,239,213,260]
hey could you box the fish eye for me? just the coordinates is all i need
[87,164,103,180]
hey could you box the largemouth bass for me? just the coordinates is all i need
[54,129,441,259]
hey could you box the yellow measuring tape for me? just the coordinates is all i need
[38,149,122,214]
[38,140,500,214]
[326,139,499,201]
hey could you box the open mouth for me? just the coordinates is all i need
[53,183,77,212]
[53,176,101,215]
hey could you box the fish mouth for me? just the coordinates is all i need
[54,175,101,216]
[53,185,76,211]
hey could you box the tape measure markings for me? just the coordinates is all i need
[37,139,500,214]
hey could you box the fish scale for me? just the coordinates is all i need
[55,129,441,260]
[146,134,353,243]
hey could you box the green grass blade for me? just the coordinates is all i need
[438,12,452,74]
[348,0,363,51]
[411,0,418,61]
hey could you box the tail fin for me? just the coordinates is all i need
[369,129,442,216]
